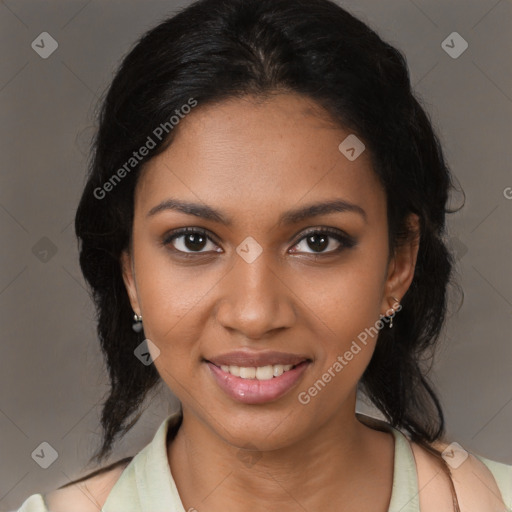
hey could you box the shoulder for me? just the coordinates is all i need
[410,438,510,511]
[44,460,131,512]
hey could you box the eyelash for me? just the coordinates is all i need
[160,226,357,257]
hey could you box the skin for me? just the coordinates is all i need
[121,92,420,512]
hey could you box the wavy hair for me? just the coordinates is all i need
[72,0,463,506]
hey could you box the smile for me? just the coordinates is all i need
[206,360,311,404]
[219,363,296,380]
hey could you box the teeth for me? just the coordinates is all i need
[256,365,274,380]
[273,365,284,377]
[239,367,256,379]
[219,363,296,380]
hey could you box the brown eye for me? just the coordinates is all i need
[162,228,221,254]
[289,228,357,255]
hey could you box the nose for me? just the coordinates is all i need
[214,251,296,340]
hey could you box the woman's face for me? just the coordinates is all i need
[122,93,418,450]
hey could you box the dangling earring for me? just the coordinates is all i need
[132,313,143,333]
[389,296,400,329]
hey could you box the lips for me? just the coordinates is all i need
[204,350,312,404]
[206,350,310,368]
[206,360,310,404]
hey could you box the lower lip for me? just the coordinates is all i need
[206,361,310,405]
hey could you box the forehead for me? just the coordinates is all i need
[136,93,385,224]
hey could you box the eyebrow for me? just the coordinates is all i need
[146,198,367,225]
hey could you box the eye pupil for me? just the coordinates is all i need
[166,228,349,256]
[185,233,207,251]
[307,234,328,252]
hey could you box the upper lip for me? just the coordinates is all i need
[206,350,311,368]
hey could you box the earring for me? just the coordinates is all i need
[389,296,400,329]
[132,313,143,333]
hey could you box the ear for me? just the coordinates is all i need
[120,249,141,315]
[381,213,420,315]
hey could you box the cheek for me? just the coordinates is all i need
[290,253,387,389]
[135,260,209,396]
[292,257,386,339]
[132,245,217,362]
[294,269,384,411]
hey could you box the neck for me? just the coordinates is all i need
[167,402,395,512]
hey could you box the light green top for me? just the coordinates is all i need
[15,412,512,512]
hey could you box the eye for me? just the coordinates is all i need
[161,226,357,257]
[162,227,221,255]
[289,227,356,255]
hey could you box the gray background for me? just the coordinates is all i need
[1,0,511,509]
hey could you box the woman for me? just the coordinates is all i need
[16,0,511,510]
